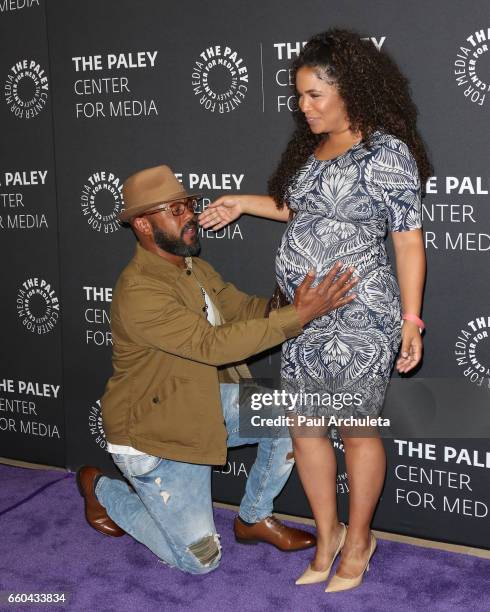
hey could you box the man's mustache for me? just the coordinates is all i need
[181,220,198,236]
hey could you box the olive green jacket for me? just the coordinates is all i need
[101,243,302,465]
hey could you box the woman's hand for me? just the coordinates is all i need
[396,321,423,373]
[198,196,244,230]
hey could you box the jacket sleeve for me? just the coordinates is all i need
[213,280,269,323]
[117,278,302,366]
[198,262,270,322]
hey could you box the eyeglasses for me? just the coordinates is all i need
[143,197,200,217]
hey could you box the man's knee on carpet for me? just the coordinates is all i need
[181,533,222,574]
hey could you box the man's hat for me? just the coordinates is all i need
[119,165,200,222]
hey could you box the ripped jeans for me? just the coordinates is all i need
[95,384,294,574]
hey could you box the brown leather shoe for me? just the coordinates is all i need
[76,466,125,537]
[234,515,316,551]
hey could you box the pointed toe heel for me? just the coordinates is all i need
[295,563,331,585]
[295,522,346,586]
[325,533,377,593]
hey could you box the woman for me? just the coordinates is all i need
[199,29,429,592]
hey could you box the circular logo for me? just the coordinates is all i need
[88,399,107,450]
[453,28,490,107]
[81,171,124,233]
[4,59,49,119]
[191,45,249,113]
[454,315,490,386]
[16,278,60,335]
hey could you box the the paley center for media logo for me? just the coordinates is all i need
[4,59,48,119]
[17,277,60,334]
[191,45,249,113]
[454,315,490,386]
[80,171,124,233]
[88,399,107,450]
[454,28,490,107]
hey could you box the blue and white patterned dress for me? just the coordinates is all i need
[275,132,422,416]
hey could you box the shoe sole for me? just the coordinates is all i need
[235,536,315,551]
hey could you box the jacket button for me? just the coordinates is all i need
[212,288,216,293]
[152,397,160,404]
[186,270,191,276]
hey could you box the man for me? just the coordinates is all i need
[77,165,357,574]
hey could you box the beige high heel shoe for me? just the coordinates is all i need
[295,523,347,585]
[325,532,377,593]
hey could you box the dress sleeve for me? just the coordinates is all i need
[369,138,422,232]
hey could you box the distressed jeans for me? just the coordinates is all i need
[96,384,294,574]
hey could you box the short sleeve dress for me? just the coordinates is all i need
[275,132,422,417]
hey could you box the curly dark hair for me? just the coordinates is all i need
[268,29,432,207]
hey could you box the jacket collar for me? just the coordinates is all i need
[134,242,189,280]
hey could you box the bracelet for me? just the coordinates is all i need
[402,313,425,332]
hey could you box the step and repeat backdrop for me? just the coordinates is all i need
[1,0,489,549]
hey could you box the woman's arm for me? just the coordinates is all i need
[198,194,289,230]
[391,228,426,373]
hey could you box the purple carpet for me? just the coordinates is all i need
[0,464,489,612]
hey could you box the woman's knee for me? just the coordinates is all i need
[341,430,384,451]
[292,433,330,453]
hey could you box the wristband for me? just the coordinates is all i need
[402,313,425,332]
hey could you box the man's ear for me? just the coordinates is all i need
[132,216,153,235]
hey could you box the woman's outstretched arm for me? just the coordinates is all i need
[198,194,289,230]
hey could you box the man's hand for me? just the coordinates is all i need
[293,263,358,327]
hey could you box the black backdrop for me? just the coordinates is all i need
[1,0,489,549]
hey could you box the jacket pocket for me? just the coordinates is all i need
[207,274,228,296]
[130,376,210,448]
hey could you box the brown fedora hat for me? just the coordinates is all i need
[119,165,200,222]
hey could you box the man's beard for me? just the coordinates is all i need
[152,219,201,257]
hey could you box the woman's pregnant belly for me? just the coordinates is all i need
[276,213,402,334]
[276,213,387,294]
